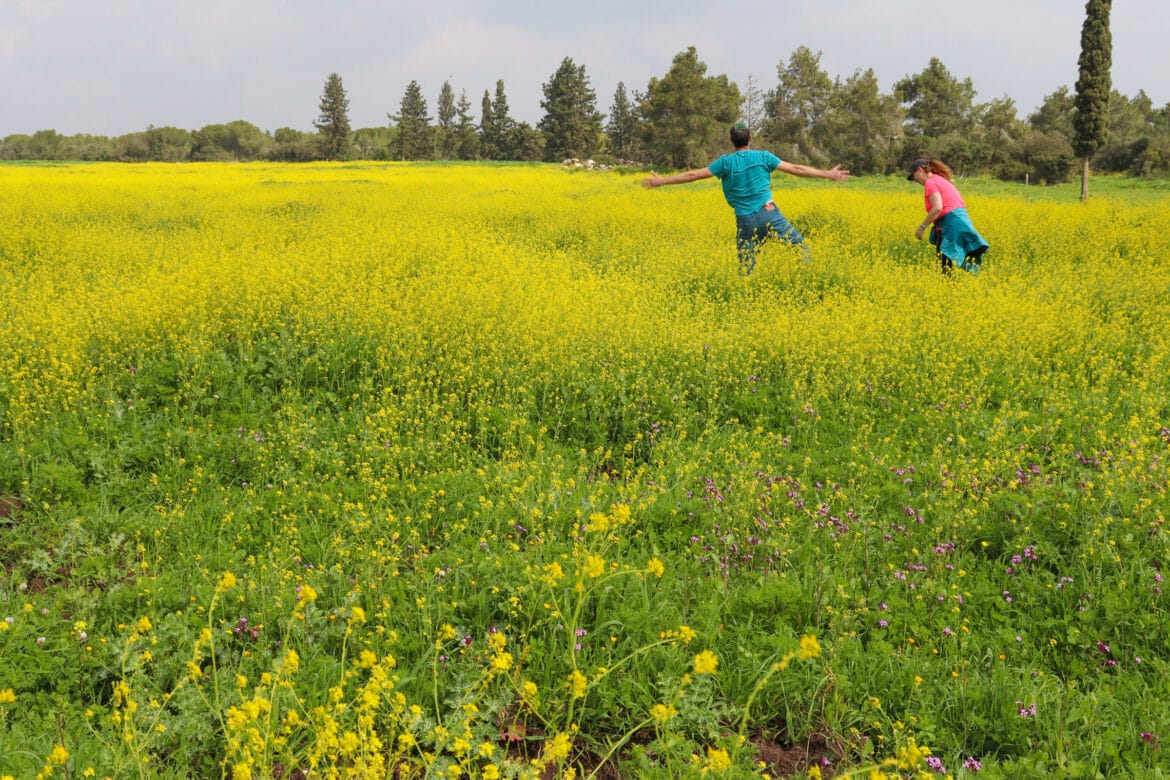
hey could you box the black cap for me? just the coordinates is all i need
[907,158,929,180]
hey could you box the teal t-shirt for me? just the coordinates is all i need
[707,149,781,215]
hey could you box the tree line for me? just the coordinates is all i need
[4,45,1166,181]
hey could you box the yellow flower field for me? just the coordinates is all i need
[1,162,1168,778]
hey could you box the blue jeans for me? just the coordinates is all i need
[734,201,808,275]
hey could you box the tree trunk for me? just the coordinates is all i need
[1080,156,1090,202]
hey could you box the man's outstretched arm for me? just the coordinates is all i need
[775,161,850,182]
[642,167,714,188]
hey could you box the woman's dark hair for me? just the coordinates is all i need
[730,125,751,148]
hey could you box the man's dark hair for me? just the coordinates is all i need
[730,125,751,148]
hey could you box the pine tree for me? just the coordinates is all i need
[740,74,765,134]
[538,57,603,162]
[1029,86,1077,138]
[1074,0,1112,200]
[821,68,904,175]
[894,57,977,140]
[605,82,641,161]
[640,47,740,168]
[391,80,432,161]
[455,90,480,160]
[314,72,351,161]
[765,47,837,163]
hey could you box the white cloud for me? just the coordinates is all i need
[0,28,18,61]
[2,0,1167,137]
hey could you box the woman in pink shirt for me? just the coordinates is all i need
[908,158,989,274]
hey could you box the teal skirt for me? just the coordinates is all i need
[930,208,989,272]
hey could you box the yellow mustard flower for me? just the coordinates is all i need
[492,652,513,672]
[693,650,719,675]
[583,555,606,578]
[487,631,507,653]
[650,703,677,723]
[543,732,572,763]
[586,512,610,533]
[568,670,587,699]
[703,746,731,772]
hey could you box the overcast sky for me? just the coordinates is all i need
[3,0,1166,138]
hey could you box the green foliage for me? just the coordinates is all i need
[1073,0,1113,159]
[639,47,740,169]
[490,81,520,159]
[7,39,1170,178]
[895,57,978,139]
[479,81,529,162]
[189,120,269,162]
[111,126,193,162]
[479,88,496,160]
[605,82,641,162]
[1012,129,1078,183]
[762,46,835,166]
[2,167,1170,777]
[392,79,433,161]
[270,127,323,162]
[819,67,904,175]
[1031,86,1076,138]
[513,122,546,162]
[314,72,352,161]
[539,57,603,163]
[435,80,459,160]
[454,89,481,161]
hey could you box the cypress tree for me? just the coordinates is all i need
[479,89,497,160]
[1073,0,1112,200]
[491,80,518,160]
[435,81,458,160]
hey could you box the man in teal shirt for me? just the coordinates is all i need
[642,124,850,274]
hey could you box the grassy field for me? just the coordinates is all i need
[1,161,1168,779]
